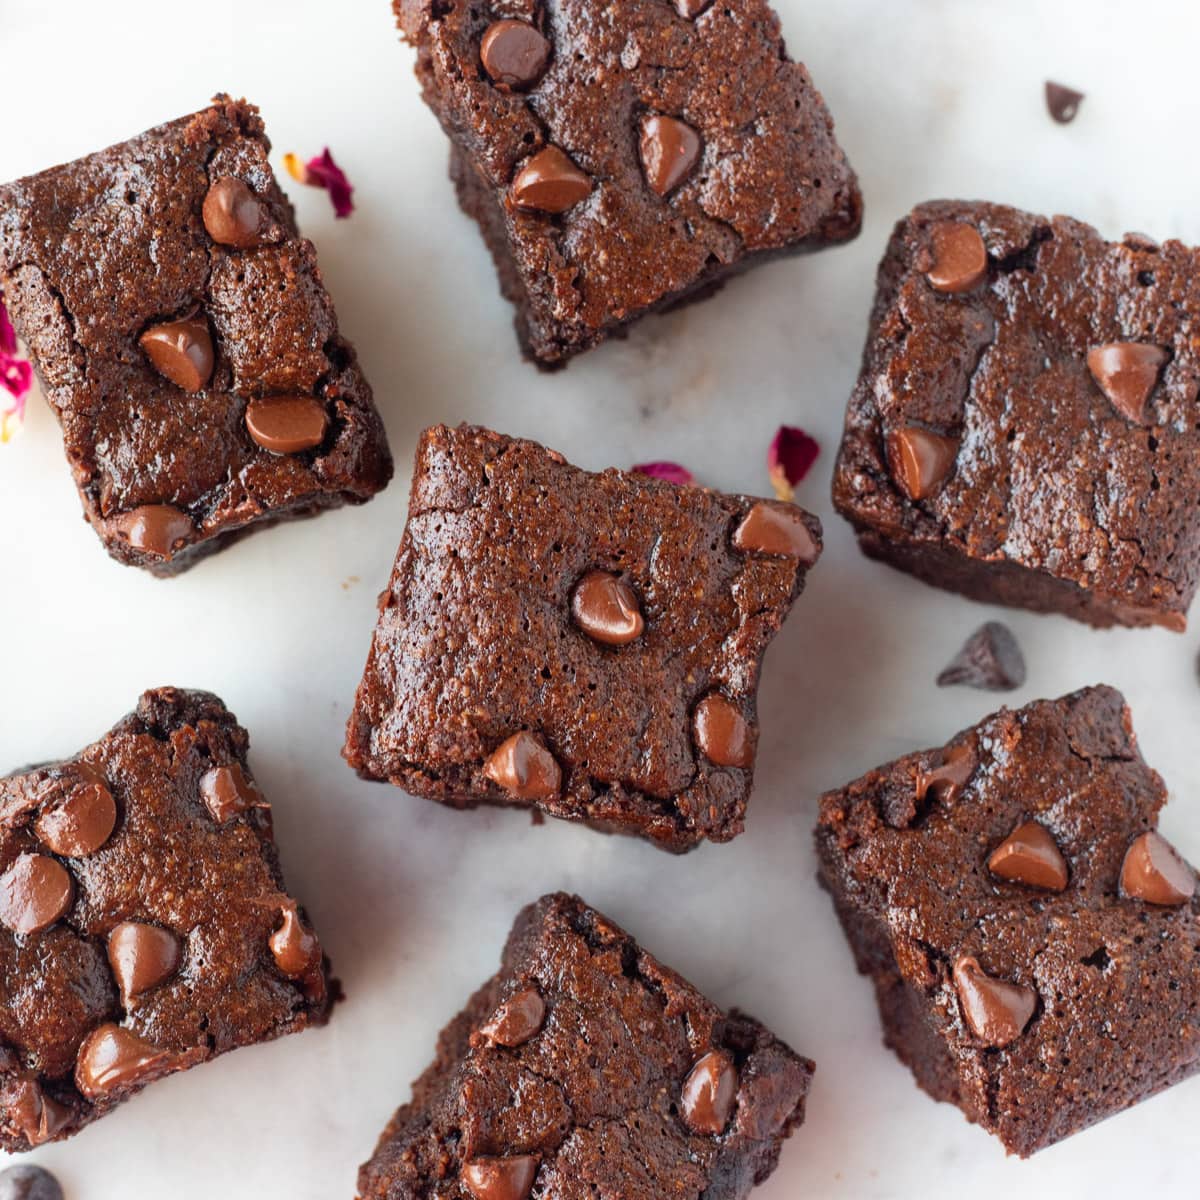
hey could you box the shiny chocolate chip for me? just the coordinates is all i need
[478,987,546,1048]
[987,822,1069,892]
[0,1165,65,1200]
[245,396,330,455]
[199,762,266,824]
[1120,831,1195,906]
[674,0,712,15]
[480,19,551,90]
[886,426,959,501]
[571,571,645,646]
[113,505,195,559]
[108,922,181,1003]
[8,1081,71,1150]
[34,766,117,857]
[732,502,819,563]
[0,855,74,935]
[680,1049,737,1135]
[936,622,1026,692]
[139,314,214,392]
[270,904,321,977]
[916,744,975,805]
[511,147,592,214]
[693,694,754,769]
[1087,342,1169,422]
[74,1024,174,1099]
[952,956,1036,1048]
[1045,81,1084,124]
[202,177,265,248]
[640,115,702,197]
[461,1156,540,1200]
[483,732,562,801]
[926,221,988,293]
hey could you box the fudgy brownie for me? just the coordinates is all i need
[832,200,1200,630]
[394,0,861,367]
[0,688,331,1150]
[0,96,392,576]
[358,893,813,1198]
[816,685,1199,1157]
[344,423,821,852]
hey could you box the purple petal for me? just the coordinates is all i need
[632,461,695,486]
[306,148,355,219]
[767,425,819,500]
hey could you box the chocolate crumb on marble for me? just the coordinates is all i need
[1045,81,1085,124]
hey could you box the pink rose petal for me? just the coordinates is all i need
[284,147,355,219]
[0,293,32,442]
[767,425,819,501]
[632,461,695,486]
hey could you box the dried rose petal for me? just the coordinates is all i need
[767,425,819,501]
[284,148,355,219]
[1,293,33,443]
[632,461,695,486]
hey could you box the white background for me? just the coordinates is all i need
[1,1,1199,1196]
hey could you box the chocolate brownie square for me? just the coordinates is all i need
[815,685,1200,1157]
[394,0,861,367]
[344,423,821,852]
[0,688,331,1150]
[358,893,813,1199]
[831,200,1200,630]
[0,96,392,576]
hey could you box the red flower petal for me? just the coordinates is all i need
[767,425,819,501]
[284,147,355,219]
[632,461,695,486]
[1,292,32,441]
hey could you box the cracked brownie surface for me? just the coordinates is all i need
[0,97,392,576]
[832,199,1200,629]
[358,893,813,1199]
[343,423,821,853]
[0,688,331,1150]
[394,0,861,367]
[815,685,1200,1157]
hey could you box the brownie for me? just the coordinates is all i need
[344,423,821,852]
[0,96,392,576]
[358,893,813,1198]
[0,688,331,1150]
[394,0,861,367]
[831,200,1200,630]
[815,685,1200,1157]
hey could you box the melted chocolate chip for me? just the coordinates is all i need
[1120,831,1195,906]
[245,396,330,455]
[0,1165,64,1200]
[480,19,551,90]
[952,956,1037,1048]
[477,987,546,1048]
[731,502,819,562]
[8,1081,71,1149]
[461,1155,540,1200]
[483,732,562,800]
[34,766,117,857]
[511,147,592,214]
[108,922,181,1003]
[693,694,754,769]
[139,314,214,392]
[0,855,74,934]
[269,904,321,978]
[936,622,1027,692]
[680,1049,738,1135]
[916,744,975,805]
[987,822,1069,892]
[886,426,959,501]
[202,177,265,249]
[926,221,988,293]
[1086,342,1169,422]
[571,571,645,646]
[640,115,702,196]
[113,505,195,559]
[1045,81,1085,124]
[199,762,266,824]
[74,1024,174,1099]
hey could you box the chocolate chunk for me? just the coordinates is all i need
[640,115,702,197]
[74,1024,174,1099]
[0,1165,64,1200]
[916,744,975,805]
[886,426,959,501]
[571,571,645,646]
[732,501,819,562]
[987,822,1069,892]
[674,0,712,15]
[245,396,330,455]
[480,19,551,90]
[483,732,562,800]
[1120,831,1196,906]
[199,762,266,824]
[107,922,181,1003]
[112,504,195,558]
[952,956,1037,1048]
[269,903,321,978]
[34,765,117,857]
[936,622,1027,691]
[139,313,214,392]
[476,987,546,1048]
[0,855,74,934]
[1045,81,1085,124]
[511,147,592,214]
[202,177,265,249]
[461,1156,540,1200]
[926,221,988,293]
[1086,342,1169,422]
[8,1081,71,1149]
[693,694,754,769]
[680,1049,737,1135]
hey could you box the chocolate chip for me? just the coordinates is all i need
[480,19,551,90]
[511,146,592,214]
[680,1049,737,1135]
[202,177,265,248]
[1120,831,1196,906]
[0,1165,64,1200]
[113,504,195,559]
[886,426,959,501]
[952,956,1037,1048]
[674,0,712,15]
[640,115,702,197]
[693,694,754,769]
[1045,81,1085,124]
[269,903,322,978]
[1086,342,1169,422]
[483,732,562,800]
[34,764,117,857]
[461,1156,540,1200]
[8,1081,71,1149]
[139,314,214,392]
[74,1023,174,1099]
[571,571,645,646]
[926,221,988,293]
[0,855,74,935]
[108,922,181,1003]
[477,987,546,1048]
[245,396,330,455]
[987,822,1069,892]
[199,762,266,824]
[936,622,1026,692]
[916,744,975,805]
[731,502,819,562]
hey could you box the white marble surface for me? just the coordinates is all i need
[2,0,1199,1195]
